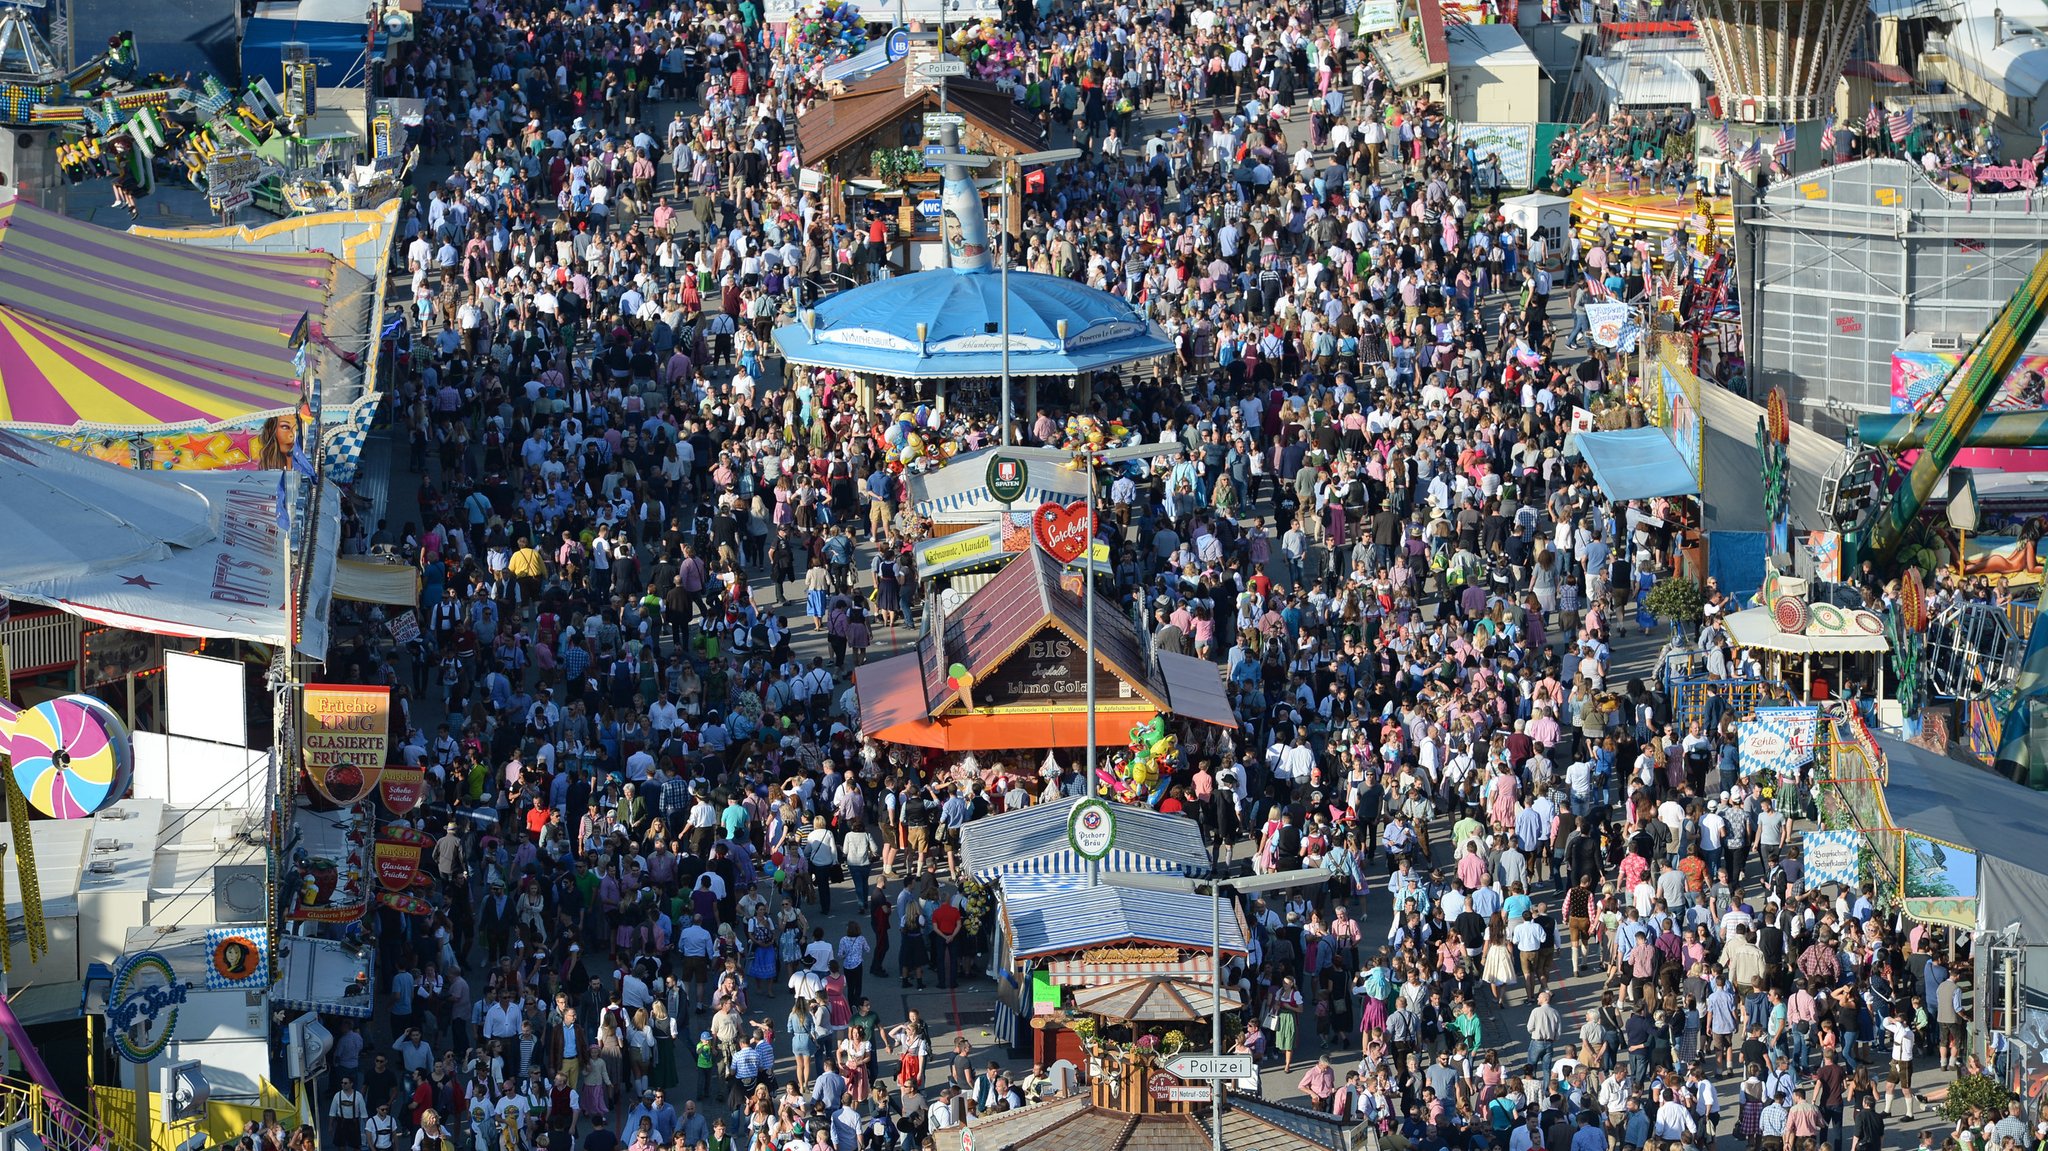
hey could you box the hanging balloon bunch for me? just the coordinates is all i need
[880,405,960,474]
[793,0,870,71]
[1097,714,1176,806]
[1056,414,1132,468]
[949,19,1026,81]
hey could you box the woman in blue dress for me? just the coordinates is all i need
[745,907,779,995]
[787,1000,819,1088]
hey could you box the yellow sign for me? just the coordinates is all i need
[302,685,391,807]
[1799,183,1827,200]
[921,532,997,569]
[922,535,1110,573]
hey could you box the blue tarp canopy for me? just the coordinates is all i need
[772,267,1173,380]
[242,18,367,90]
[1577,427,1701,500]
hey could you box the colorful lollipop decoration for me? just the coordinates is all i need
[9,694,133,819]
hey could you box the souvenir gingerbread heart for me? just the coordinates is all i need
[1031,500,1093,565]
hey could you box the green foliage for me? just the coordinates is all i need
[870,147,925,182]
[1646,577,1706,625]
[1940,1074,2012,1123]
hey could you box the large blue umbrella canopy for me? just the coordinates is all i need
[772,267,1174,379]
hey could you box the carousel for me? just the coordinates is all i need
[771,136,1172,438]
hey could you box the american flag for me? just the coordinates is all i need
[1737,141,1764,175]
[1889,105,1914,143]
[1820,116,1837,154]
[1715,121,1731,156]
[1865,102,1883,139]
[1773,123,1796,164]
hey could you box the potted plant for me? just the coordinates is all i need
[1068,1016,1098,1048]
[870,146,925,182]
[1645,576,1705,638]
[1939,1074,2011,1123]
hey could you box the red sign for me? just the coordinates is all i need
[372,837,422,891]
[1031,500,1093,565]
[1148,1071,1178,1102]
[377,890,434,916]
[380,769,425,816]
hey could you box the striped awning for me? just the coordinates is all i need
[960,796,1213,883]
[999,873,1200,898]
[907,447,1089,521]
[1005,885,1248,959]
[994,999,1021,1046]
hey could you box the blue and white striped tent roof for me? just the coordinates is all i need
[959,796,1212,883]
[997,872,1201,898]
[1004,884,1248,959]
[907,447,1090,521]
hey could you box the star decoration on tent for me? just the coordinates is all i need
[119,574,158,588]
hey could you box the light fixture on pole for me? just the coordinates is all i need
[1947,467,1980,578]
[997,441,1156,827]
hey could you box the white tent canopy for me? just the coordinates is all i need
[0,432,218,583]
[0,432,339,657]
[1702,385,1843,536]
[1724,606,1891,655]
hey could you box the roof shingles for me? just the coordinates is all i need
[922,548,1165,713]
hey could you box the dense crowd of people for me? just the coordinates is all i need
[277,1,2006,1151]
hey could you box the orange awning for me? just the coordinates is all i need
[869,707,1161,751]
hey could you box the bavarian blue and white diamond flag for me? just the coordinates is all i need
[1739,707,1819,776]
[204,926,270,990]
[1802,830,1863,891]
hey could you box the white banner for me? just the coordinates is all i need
[1587,301,1630,347]
[1455,122,1536,188]
[5,470,337,658]
[1803,829,1863,890]
[1357,0,1403,33]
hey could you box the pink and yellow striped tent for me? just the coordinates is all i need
[0,198,338,432]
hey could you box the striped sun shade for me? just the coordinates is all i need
[0,198,337,432]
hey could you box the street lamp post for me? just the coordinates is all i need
[996,148,1079,445]
[1000,441,1152,816]
[1114,867,1328,1151]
